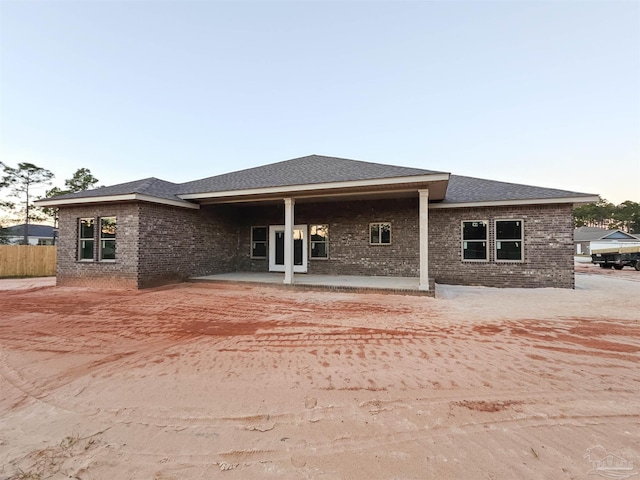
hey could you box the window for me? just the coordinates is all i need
[78,218,94,260]
[462,220,488,260]
[251,226,267,258]
[99,217,116,261]
[310,224,329,259]
[496,219,523,261]
[370,222,391,245]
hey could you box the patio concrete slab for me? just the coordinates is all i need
[189,272,429,295]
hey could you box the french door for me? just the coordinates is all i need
[269,225,307,273]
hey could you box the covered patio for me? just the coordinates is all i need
[189,272,429,296]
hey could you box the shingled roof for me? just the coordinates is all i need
[178,154,443,194]
[574,226,639,242]
[49,177,181,201]
[36,154,597,208]
[2,224,55,237]
[436,175,595,206]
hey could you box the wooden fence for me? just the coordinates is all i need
[0,245,57,277]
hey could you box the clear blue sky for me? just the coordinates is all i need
[1,0,639,204]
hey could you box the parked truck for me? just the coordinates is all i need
[591,244,640,271]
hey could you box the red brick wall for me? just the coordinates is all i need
[56,199,575,290]
[56,203,140,289]
[235,204,284,272]
[213,200,575,288]
[56,202,238,289]
[235,198,421,277]
[302,199,420,277]
[137,203,238,287]
[429,204,575,288]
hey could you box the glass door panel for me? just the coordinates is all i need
[269,225,307,273]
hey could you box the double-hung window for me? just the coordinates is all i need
[462,220,488,260]
[370,222,391,245]
[310,224,329,259]
[496,219,523,261]
[99,217,117,261]
[78,218,95,260]
[251,226,267,258]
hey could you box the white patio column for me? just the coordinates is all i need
[419,189,429,291]
[284,197,295,284]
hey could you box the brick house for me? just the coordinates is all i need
[1,224,56,245]
[36,155,598,291]
[574,226,640,255]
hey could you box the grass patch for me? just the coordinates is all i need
[6,429,109,480]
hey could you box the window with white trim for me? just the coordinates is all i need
[370,222,391,245]
[310,224,328,259]
[78,218,95,261]
[251,226,267,258]
[462,220,488,260]
[99,217,116,261]
[495,219,523,261]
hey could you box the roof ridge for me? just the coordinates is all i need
[275,154,442,173]
[134,177,157,193]
[177,154,445,193]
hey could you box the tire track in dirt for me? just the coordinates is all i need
[81,386,634,429]
[106,397,639,476]
[5,311,637,425]
[1,281,639,479]
[0,335,205,416]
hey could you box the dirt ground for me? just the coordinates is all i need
[0,265,638,479]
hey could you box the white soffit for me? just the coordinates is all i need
[430,195,600,209]
[178,174,451,200]
[35,194,200,210]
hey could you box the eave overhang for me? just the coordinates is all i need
[179,173,451,204]
[34,193,200,210]
[430,195,600,209]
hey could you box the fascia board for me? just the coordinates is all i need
[178,173,451,200]
[34,194,200,210]
[430,195,600,209]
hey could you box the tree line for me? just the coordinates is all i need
[0,162,99,244]
[573,199,640,233]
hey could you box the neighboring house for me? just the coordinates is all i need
[574,226,640,255]
[35,154,598,291]
[1,224,56,245]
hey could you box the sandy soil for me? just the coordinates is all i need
[0,268,638,479]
